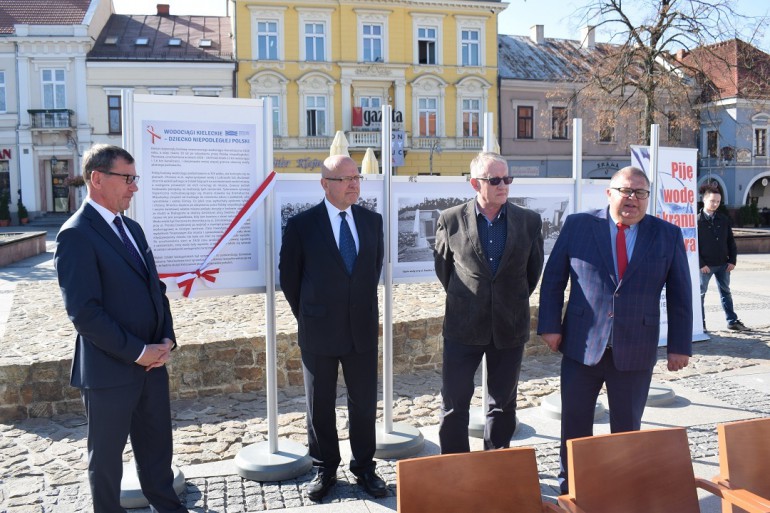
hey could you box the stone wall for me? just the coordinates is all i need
[0,280,547,423]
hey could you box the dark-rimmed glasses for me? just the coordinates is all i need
[97,169,140,185]
[476,176,513,186]
[325,175,362,183]
[611,187,650,199]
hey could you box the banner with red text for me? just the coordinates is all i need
[631,145,704,342]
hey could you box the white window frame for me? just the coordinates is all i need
[248,6,286,62]
[418,97,438,137]
[147,87,178,95]
[298,72,336,138]
[551,105,569,140]
[752,113,769,157]
[42,68,66,109]
[248,71,288,137]
[411,75,446,137]
[455,16,485,68]
[0,72,6,113]
[455,76,490,139]
[411,13,444,65]
[192,87,223,97]
[356,10,390,63]
[298,8,332,63]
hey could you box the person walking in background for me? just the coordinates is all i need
[538,166,692,494]
[433,152,544,454]
[698,183,749,331]
[279,155,386,501]
[55,144,187,513]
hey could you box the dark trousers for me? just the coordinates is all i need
[81,368,187,513]
[301,348,378,476]
[439,339,525,454]
[558,349,654,493]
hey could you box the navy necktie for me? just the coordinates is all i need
[113,216,146,271]
[338,211,357,274]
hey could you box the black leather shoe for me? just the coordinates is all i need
[356,469,387,498]
[306,470,337,501]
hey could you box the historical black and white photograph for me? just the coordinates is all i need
[510,195,570,255]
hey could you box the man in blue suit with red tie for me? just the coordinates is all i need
[538,166,692,494]
[55,144,187,513]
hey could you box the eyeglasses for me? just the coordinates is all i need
[325,175,362,183]
[476,176,514,186]
[97,169,140,185]
[611,187,650,199]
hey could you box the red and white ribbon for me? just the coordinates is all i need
[160,170,277,297]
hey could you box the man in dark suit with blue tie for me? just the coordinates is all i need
[538,166,693,494]
[55,144,187,513]
[279,155,386,501]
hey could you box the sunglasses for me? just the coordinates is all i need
[476,176,513,186]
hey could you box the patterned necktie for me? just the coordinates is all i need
[114,216,146,271]
[616,222,629,280]
[338,211,357,275]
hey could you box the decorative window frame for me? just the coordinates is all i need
[297,71,336,137]
[147,87,178,95]
[455,76,490,138]
[297,8,333,63]
[411,74,446,137]
[455,15,486,68]
[355,9,391,63]
[248,6,286,61]
[248,71,288,137]
[192,87,223,97]
[411,13,444,66]
[703,127,719,158]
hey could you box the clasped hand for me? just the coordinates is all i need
[136,338,174,371]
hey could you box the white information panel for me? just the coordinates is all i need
[129,95,269,298]
[632,145,703,342]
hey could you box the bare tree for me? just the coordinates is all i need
[563,0,766,145]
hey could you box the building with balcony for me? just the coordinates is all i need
[0,0,112,216]
[232,0,505,175]
[683,39,770,211]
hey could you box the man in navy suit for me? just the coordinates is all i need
[55,144,187,513]
[279,155,386,501]
[538,166,692,493]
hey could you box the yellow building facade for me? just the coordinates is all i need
[231,0,504,175]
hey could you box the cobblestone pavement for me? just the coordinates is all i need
[1,326,769,512]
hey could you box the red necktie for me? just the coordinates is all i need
[616,222,629,280]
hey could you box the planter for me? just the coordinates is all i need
[0,219,10,227]
[19,218,29,225]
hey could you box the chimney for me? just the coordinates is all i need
[676,48,689,61]
[157,4,170,16]
[581,25,595,49]
[530,24,545,45]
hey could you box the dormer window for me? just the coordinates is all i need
[135,37,149,46]
[168,38,182,46]
[199,39,212,47]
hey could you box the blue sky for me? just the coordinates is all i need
[112,0,770,51]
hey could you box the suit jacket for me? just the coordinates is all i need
[434,199,544,348]
[279,201,384,356]
[55,202,174,389]
[538,208,693,371]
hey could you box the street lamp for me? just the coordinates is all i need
[428,139,442,176]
